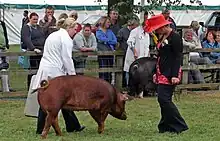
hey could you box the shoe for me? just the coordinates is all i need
[74,126,85,132]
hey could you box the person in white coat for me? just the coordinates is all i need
[31,17,85,135]
[123,23,150,98]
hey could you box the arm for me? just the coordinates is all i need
[107,30,117,45]
[96,30,109,43]
[89,33,97,51]
[171,33,183,78]
[1,21,9,49]
[182,38,196,49]
[21,25,35,51]
[61,37,76,75]
[73,34,84,50]
[127,28,137,50]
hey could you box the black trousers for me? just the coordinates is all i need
[27,55,42,90]
[98,55,114,83]
[36,107,81,134]
[157,84,188,133]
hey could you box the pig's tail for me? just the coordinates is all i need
[40,80,49,89]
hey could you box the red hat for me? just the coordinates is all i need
[144,14,172,33]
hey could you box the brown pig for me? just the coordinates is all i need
[32,75,133,139]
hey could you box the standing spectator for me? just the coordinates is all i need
[96,16,117,83]
[145,14,188,133]
[21,12,46,90]
[39,6,57,37]
[22,10,29,27]
[69,10,82,33]
[73,23,97,75]
[0,20,15,92]
[109,9,121,36]
[58,13,68,20]
[123,21,150,98]
[162,9,176,31]
[32,17,85,135]
[117,19,139,88]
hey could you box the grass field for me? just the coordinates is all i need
[1,92,220,141]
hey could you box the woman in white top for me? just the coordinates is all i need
[32,17,85,135]
[123,23,150,88]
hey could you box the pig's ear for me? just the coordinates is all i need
[121,93,134,101]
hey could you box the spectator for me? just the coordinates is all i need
[22,10,29,27]
[215,31,220,45]
[39,5,57,37]
[202,31,220,64]
[58,13,68,20]
[69,10,82,33]
[0,20,14,92]
[144,11,149,21]
[124,21,150,98]
[109,9,121,36]
[96,16,117,83]
[73,23,97,75]
[182,29,205,84]
[21,12,46,90]
[117,19,139,88]
[162,8,176,31]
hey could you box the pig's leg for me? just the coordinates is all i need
[41,112,53,139]
[89,110,108,134]
[52,116,62,136]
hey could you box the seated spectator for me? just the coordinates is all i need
[202,31,220,64]
[20,12,46,90]
[215,31,220,45]
[96,16,117,83]
[69,10,82,33]
[73,23,97,75]
[39,5,57,37]
[182,29,205,84]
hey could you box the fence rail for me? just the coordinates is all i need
[1,47,220,96]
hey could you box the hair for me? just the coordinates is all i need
[45,5,54,10]
[24,10,28,14]
[99,16,111,28]
[69,10,78,20]
[127,19,139,26]
[144,11,148,16]
[29,12,39,19]
[83,23,92,29]
[56,17,77,29]
[58,13,68,20]
[110,9,118,14]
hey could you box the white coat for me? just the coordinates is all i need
[32,28,76,90]
[123,26,150,72]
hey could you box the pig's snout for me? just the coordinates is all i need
[120,111,127,120]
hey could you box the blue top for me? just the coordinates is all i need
[202,40,220,63]
[96,28,117,50]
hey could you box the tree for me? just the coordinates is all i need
[96,0,203,25]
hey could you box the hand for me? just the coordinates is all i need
[34,48,41,54]
[80,48,88,52]
[153,74,157,84]
[171,77,180,85]
[48,16,52,22]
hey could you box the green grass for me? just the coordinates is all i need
[1,93,220,141]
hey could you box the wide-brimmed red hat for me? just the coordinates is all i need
[144,14,172,33]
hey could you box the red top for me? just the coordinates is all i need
[76,23,82,33]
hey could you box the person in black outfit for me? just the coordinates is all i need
[145,14,188,133]
[20,12,45,90]
[22,10,29,27]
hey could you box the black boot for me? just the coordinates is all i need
[27,74,33,91]
[36,108,47,134]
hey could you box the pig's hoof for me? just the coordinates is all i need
[40,134,47,139]
[98,130,104,134]
[56,133,62,136]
